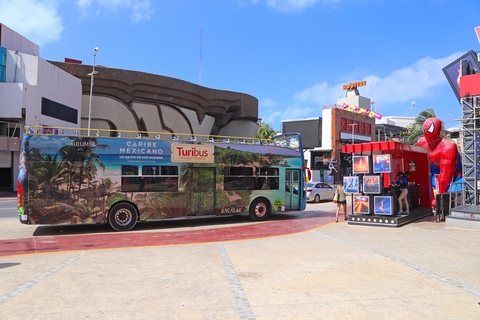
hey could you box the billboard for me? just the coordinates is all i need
[442,50,480,101]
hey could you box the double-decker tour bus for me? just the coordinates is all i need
[17,126,307,231]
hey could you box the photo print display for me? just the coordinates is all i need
[354,196,370,214]
[373,154,391,173]
[343,176,359,194]
[363,175,381,194]
[353,155,369,174]
[374,196,393,215]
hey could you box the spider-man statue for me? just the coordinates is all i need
[417,118,462,206]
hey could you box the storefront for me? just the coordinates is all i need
[341,141,432,227]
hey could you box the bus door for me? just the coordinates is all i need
[284,169,301,210]
[187,167,216,215]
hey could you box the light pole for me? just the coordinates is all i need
[349,123,358,145]
[87,47,99,136]
[411,100,415,118]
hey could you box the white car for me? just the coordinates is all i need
[306,182,336,203]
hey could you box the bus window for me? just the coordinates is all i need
[162,166,178,175]
[254,177,279,190]
[224,176,253,190]
[226,167,253,176]
[259,167,279,176]
[122,165,138,176]
[121,177,142,192]
[142,166,160,176]
[142,177,178,192]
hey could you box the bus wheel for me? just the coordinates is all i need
[108,203,138,231]
[249,198,270,221]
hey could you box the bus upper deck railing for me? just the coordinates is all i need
[24,125,301,150]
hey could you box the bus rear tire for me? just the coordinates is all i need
[108,202,138,231]
[249,198,270,221]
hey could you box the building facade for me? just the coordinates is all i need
[50,61,259,140]
[0,24,82,191]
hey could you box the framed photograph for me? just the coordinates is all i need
[442,50,480,102]
[373,154,391,173]
[363,175,382,194]
[374,196,393,215]
[343,176,359,194]
[353,155,369,174]
[354,196,370,214]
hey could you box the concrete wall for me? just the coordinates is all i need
[0,24,39,56]
[51,61,259,138]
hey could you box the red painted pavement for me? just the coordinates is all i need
[0,210,342,258]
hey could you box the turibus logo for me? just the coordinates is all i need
[171,143,214,163]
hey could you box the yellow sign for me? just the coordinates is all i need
[171,144,214,163]
[343,81,366,90]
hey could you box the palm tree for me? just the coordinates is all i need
[407,108,439,145]
[37,154,68,197]
[99,177,119,212]
[255,123,276,140]
[69,201,101,223]
[58,137,109,200]
[134,192,178,220]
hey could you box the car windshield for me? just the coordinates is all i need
[306,182,315,188]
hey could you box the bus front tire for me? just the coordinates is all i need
[108,202,138,231]
[249,198,270,221]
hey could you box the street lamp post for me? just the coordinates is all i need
[349,123,358,145]
[87,47,99,136]
[411,100,416,118]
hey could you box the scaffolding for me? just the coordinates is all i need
[460,95,479,205]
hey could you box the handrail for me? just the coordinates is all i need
[24,125,301,149]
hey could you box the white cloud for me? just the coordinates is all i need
[294,52,464,111]
[260,103,318,127]
[0,0,63,46]
[259,0,339,12]
[76,0,154,23]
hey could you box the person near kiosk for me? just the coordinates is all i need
[334,182,347,222]
[404,171,411,205]
[391,171,409,215]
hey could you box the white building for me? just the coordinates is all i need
[0,24,82,191]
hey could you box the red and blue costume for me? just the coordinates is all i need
[417,118,462,206]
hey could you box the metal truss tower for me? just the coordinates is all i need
[460,95,479,205]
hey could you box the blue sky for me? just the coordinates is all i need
[1,0,479,130]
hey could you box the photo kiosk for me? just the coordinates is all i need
[341,141,432,227]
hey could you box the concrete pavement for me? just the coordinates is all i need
[0,201,479,319]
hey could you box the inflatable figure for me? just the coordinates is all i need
[417,118,461,206]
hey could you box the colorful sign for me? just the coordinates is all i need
[171,143,214,163]
[343,81,366,90]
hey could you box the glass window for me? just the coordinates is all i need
[142,166,159,176]
[121,177,142,192]
[0,47,5,83]
[258,167,279,176]
[254,177,279,190]
[122,165,138,176]
[162,166,178,175]
[224,176,253,190]
[143,177,178,192]
[226,167,253,176]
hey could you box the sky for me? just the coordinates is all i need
[1,0,479,130]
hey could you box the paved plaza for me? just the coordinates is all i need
[1,200,479,319]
